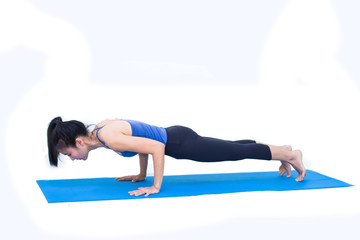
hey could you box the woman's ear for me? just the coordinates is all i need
[75,137,85,147]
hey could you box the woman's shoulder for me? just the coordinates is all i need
[95,119,132,137]
[95,118,122,128]
[96,118,114,128]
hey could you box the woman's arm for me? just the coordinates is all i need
[116,137,165,196]
[115,153,148,182]
[138,153,149,177]
[101,125,165,196]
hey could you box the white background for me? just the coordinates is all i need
[1,0,360,239]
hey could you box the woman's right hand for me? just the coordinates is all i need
[115,174,146,183]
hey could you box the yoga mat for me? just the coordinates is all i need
[37,170,353,203]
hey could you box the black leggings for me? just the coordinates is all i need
[165,126,272,162]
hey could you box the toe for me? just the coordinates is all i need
[296,175,304,182]
[286,169,291,178]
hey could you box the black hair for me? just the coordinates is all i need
[47,116,88,167]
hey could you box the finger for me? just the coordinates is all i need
[129,189,138,195]
[132,177,143,183]
[129,189,146,196]
[116,178,127,181]
[135,190,146,196]
[129,189,140,195]
[129,190,139,196]
[116,177,130,181]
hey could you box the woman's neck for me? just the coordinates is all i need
[84,131,103,151]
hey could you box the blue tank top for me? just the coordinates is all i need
[96,120,167,157]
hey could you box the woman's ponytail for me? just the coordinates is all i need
[47,117,88,167]
[47,117,62,166]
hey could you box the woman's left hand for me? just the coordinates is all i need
[129,186,160,197]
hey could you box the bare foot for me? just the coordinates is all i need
[279,161,292,178]
[289,150,306,182]
[278,145,292,178]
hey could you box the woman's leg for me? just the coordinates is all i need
[191,136,272,162]
[165,126,272,162]
[165,126,306,181]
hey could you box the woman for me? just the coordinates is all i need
[47,117,306,197]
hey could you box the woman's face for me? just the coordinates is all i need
[59,141,89,161]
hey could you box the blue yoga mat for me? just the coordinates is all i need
[37,170,352,203]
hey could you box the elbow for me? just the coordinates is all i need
[151,143,165,157]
